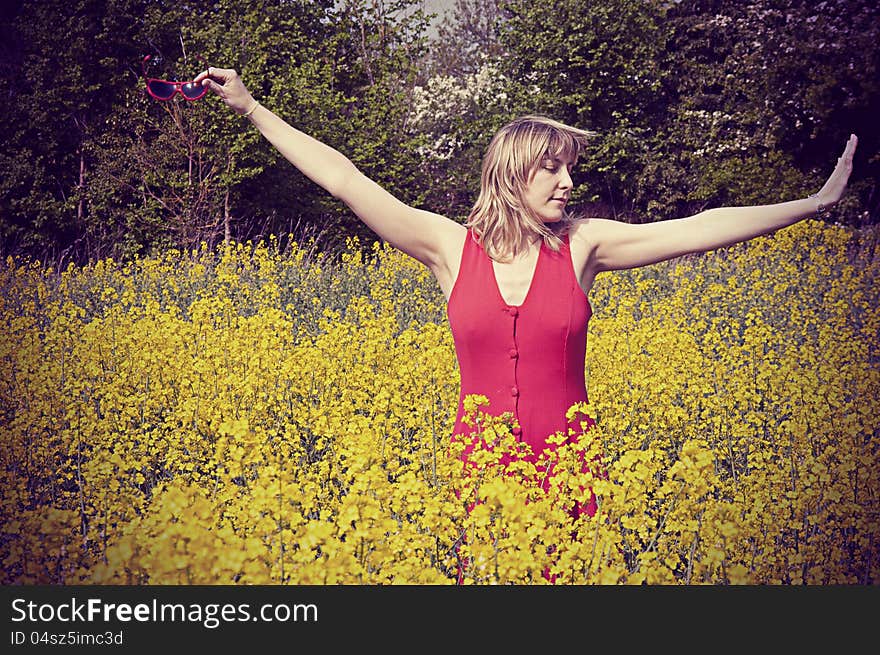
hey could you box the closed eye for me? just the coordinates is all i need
[542,156,576,174]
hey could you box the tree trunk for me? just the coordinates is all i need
[224,189,231,245]
[77,148,86,225]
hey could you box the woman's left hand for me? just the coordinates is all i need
[815,134,858,207]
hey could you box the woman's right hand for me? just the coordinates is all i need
[193,66,257,116]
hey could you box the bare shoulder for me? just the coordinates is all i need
[432,217,468,264]
[382,207,464,267]
[426,219,467,301]
[568,217,614,291]
[569,216,635,265]
[569,216,620,245]
[568,217,607,260]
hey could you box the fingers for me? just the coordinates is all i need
[845,134,858,163]
[193,66,238,85]
[192,66,243,103]
[835,134,858,169]
[199,78,225,95]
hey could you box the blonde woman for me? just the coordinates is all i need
[195,67,858,516]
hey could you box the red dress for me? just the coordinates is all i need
[447,227,595,458]
[447,228,598,582]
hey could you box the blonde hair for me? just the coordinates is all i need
[466,115,595,262]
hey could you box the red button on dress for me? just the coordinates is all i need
[508,349,518,359]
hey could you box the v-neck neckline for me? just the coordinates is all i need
[489,238,545,308]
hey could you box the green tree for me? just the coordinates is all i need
[324,0,434,248]
[0,0,433,263]
[0,0,146,261]
[657,0,879,224]
[426,0,506,79]
[409,62,514,221]
[497,0,672,221]
[490,0,878,224]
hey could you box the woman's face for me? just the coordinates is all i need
[522,153,575,223]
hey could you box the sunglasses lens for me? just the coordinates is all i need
[181,82,207,100]
[147,80,176,99]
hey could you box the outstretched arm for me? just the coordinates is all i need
[586,135,858,272]
[194,66,459,269]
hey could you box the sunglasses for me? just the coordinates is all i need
[142,55,207,101]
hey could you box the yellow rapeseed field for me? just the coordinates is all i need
[1,220,878,584]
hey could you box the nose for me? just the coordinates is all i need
[558,166,573,190]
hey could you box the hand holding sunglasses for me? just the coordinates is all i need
[192,66,259,117]
[142,55,208,101]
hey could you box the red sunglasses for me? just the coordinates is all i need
[142,55,208,101]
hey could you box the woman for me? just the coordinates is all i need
[194,66,858,489]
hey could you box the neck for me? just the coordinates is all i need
[498,234,542,262]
